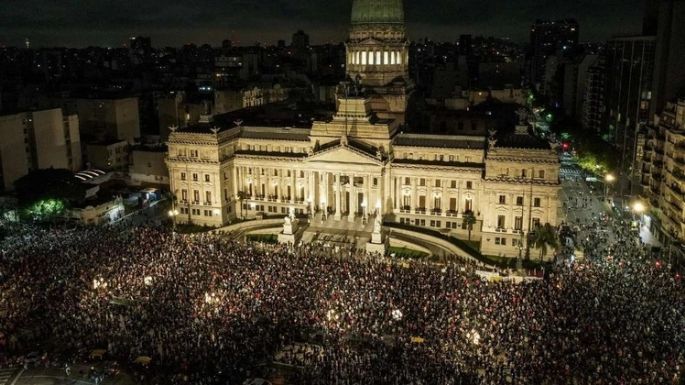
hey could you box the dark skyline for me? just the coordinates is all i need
[1,0,645,48]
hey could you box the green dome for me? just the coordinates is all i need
[351,0,404,24]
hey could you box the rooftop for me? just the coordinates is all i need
[495,128,551,150]
[394,133,486,150]
[175,102,331,134]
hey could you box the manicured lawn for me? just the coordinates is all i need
[247,234,278,244]
[388,246,430,260]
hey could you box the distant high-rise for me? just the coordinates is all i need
[129,36,151,52]
[458,34,472,56]
[129,36,152,64]
[0,108,81,191]
[527,19,579,88]
[579,55,606,134]
[651,0,685,117]
[605,36,656,193]
[292,30,310,50]
[66,97,141,144]
[643,0,660,35]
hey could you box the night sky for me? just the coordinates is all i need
[0,0,645,48]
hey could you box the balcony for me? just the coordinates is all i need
[650,197,660,208]
[431,209,442,216]
[446,210,458,217]
[667,183,683,195]
[415,208,427,215]
[400,206,411,214]
[673,170,685,183]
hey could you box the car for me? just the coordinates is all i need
[23,351,40,367]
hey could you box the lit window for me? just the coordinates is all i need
[383,51,388,65]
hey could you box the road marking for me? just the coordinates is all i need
[25,375,92,385]
[5,368,23,385]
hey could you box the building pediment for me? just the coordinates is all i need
[357,37,385,46]
[307,143,382,166]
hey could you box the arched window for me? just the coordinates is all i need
[397,51,402,65]
[369,51,375,65]
[361,51,367,65]
[383,51,388,65]
[376,51,381,65]
[390,51,396,65]
[355,51,360,64]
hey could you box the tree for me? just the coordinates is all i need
[531,223,559,261]
[14,169,87,221]
[14,169,86,207]
[463,211,477,241]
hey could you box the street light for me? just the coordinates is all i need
[632,201,645,214]
[604,173,615,200]
[361,200,367,224]
[168,209,179,232]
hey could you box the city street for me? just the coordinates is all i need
[0,365,135,385]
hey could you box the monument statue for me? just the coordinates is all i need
[283,216,294,235]
[515,108,530,124]
[373,217,382,234]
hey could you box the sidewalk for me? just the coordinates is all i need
[639,216,661,247]
[13,365,135,385]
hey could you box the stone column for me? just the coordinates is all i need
[250,167,256,200]
[291,171,296,204]
[395,177,400,210]
[348,174,357,222]
[366,174,372,217]
[308,171,316,211]
[335,173,342,220]
[232,166,238,198]
[410,178,419,210]
[320,172,327,219]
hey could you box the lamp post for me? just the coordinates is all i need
[361,201,367,224]
[632,201,646,241]
[605,173,615,200]
[632,201,646,220]
[168,209,179,232]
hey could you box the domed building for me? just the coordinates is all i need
[164,0,562,261]
[345,0,412,124]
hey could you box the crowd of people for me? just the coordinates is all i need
[0,219,683,385]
